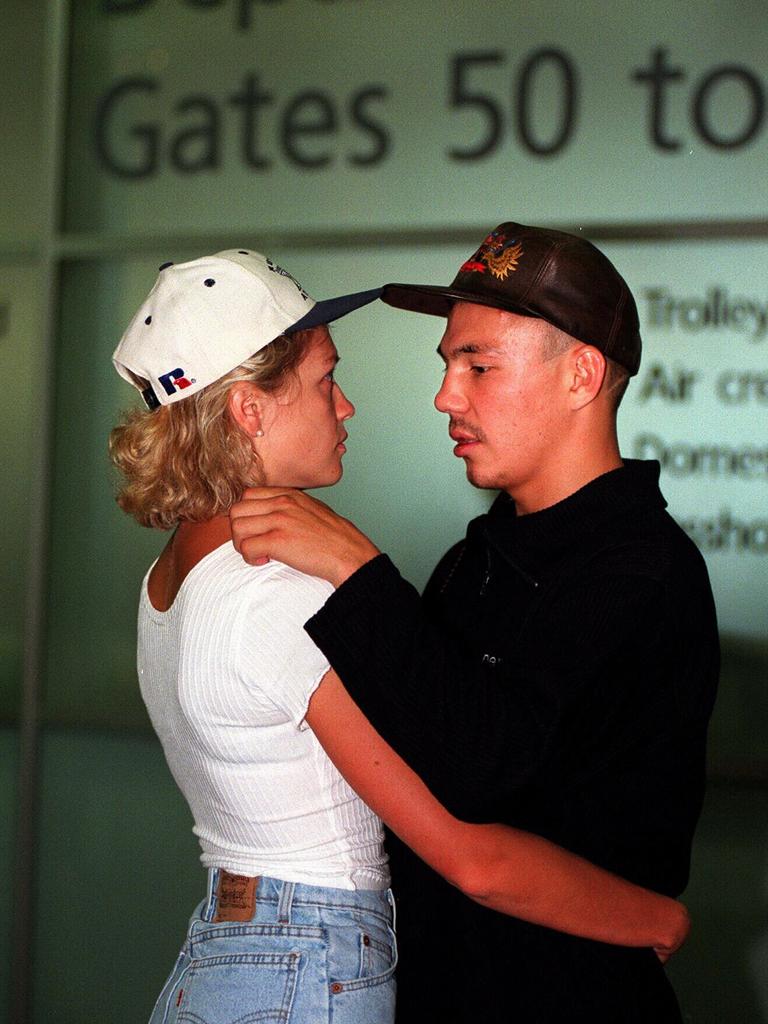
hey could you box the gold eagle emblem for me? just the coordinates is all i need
[485,241,523,280]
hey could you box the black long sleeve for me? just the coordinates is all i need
[307,552,550,819]
[305,549,673,823]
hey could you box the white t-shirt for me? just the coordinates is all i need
[137,541,389,890]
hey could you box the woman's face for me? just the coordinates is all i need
[257,327,355,489]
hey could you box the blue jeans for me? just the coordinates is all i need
[149,871,397,1024]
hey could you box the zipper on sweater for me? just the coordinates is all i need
[438,544,466,595]
[479,548,492,596]
[483,531,540,591]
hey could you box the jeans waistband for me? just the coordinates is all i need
[203,869,395,927]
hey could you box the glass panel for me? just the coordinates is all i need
[33,730,200,1024]
[0,729,19,1016]
[64,0,767,235]
[610,239,768,775]
[45,241,767,778]
[0,262,45,721]
[666,782,768,1021]
[612,239,768,644]
[44,257,174,727]
[0,0,47,247]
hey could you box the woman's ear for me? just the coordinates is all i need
[228,382,265,438]
[568,345,607,410]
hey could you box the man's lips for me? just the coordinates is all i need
[449,428,480,455]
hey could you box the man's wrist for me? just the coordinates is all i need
[328,544,381,589]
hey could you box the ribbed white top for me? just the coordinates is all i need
[137,542,389,890]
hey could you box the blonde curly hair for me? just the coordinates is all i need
[109,329,315,530]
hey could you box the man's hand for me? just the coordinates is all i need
[230,487,381,587]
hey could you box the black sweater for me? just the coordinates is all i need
[306,460,719,1022]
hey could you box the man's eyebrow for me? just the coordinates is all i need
[437,342,505,360]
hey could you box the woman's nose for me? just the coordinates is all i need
[335,384,355,420]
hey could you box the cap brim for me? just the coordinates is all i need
[382,282,540,321]
[288,288,382,333]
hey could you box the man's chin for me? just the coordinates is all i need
[464,462,497,491]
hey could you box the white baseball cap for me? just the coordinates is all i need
[112,248,381,410]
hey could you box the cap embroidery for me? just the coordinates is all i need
[265,257,308,299]
[158,367,194,396]
[460,230,523,281]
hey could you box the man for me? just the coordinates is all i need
[230,222,719,1021]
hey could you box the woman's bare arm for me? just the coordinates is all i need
[306,670,689,961]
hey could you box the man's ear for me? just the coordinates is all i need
[568,345,607,410]
[228,382,266,437]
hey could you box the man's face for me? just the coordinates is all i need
[435,303,572,502]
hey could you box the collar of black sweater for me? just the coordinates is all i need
[476,459,667,576]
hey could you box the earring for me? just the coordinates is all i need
[255,429,264,437]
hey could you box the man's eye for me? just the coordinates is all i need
[470,365,490,374]
[324,371,335,382]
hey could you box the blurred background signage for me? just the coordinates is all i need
[65,1,767,231]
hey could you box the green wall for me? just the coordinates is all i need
[3,2,767,1021]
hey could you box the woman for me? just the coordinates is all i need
[110,249,688,1024]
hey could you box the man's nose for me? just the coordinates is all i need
[434,371,467,414]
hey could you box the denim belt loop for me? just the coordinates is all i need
[387,888,396,932]
[203,868,220,922]
[277,880,295,924]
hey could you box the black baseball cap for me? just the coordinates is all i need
[382,222,642,375]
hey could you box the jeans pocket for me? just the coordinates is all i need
[330,918,398,994]
[328,926,397,1024]
[358,929,396,981]
[167,952,301,1024]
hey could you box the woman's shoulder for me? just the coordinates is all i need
[201,546,335,617]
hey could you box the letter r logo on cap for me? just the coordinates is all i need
[158,368,193,396]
